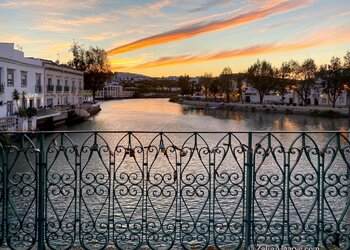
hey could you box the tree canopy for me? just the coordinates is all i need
[67,42,112,102]
[219,67,233,103]
[178,75,191,96]
[246,60,275,103]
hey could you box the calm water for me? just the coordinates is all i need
[59,98,348,132]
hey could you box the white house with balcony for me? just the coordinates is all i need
[42,61,84,107]
[96,81,133,99]
[0,43,44,130]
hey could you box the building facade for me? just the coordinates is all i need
[0,43,44,118]
[96,81,133,99]
[43,62,84,107]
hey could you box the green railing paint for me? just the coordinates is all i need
[0,131,349,250]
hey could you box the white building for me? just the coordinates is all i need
[43,61,84,107]
[96,81,133,99]
[242,84,349,106]
[0,43,44,129]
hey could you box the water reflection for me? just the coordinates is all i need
[57,98,348,132]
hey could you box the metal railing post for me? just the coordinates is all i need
[38,133,46,249]
[245,132,253,249]
[2,142,7,246]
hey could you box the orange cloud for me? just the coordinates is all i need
[124,28,350,69]
[107,0,313,56]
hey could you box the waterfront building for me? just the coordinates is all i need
[0,43,86,131]
[96,81,133,99]
[242,84,349,106]
[0,43,44,130]
[42,60,84,107]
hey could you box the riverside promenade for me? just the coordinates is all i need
[180,100,350,117]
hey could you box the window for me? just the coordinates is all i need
[21,71,27,87]
[36,73,41,85]
[57,78,61,86]
[7,69,14,87]
[47,77,54,92]
[47,98,53,106]
[65,79,68,86]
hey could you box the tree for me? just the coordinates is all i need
[232,73,246,102]
[178,75,191,96]
[318,57,343,108]
[344,51,350,85]
[246,60,275,104]
[344,51,350,69]
[209,78,220,101]
[67,42,112,102]
[276,61,292,102]
[12,89,20,112]
[289,58,317,106]
[199,73,213,101]
[219,67,233,103]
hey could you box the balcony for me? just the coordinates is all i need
[64,86,70,92]
[47,85,54,92]
[35,85,42,94]
[56,85,62,92]
[0,131,349,249]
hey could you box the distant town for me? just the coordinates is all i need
[0,42,349,132]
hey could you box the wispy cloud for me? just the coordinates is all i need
[0,0,98,10]
[85,32,121,41]
[148,0,173,10]
[258,19,294,33]
[0,34,50,46]
[335,10,350,17]
[107,0,313,56]
[189,0,234,13]
[33,14,108,32]
[115,27,350,69]
[176,7,246,27]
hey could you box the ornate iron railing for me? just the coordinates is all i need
[0,131,349,250]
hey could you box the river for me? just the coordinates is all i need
[59,98,348,132]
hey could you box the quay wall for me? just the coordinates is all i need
[181,100,349,117]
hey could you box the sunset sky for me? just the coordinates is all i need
[1,0,350,77]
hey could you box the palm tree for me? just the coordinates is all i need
[21,91,27,108]
[12,89,20,112]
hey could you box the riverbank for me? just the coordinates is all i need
[179,100,349,118]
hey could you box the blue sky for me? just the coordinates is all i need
[1,0,350,76]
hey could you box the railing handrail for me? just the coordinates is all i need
[0,130,349,134]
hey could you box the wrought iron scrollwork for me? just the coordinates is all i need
[0,131,348,249]
[6,134,38,250]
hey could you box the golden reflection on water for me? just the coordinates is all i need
[109,99,184,116]
[283,117,297,131]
